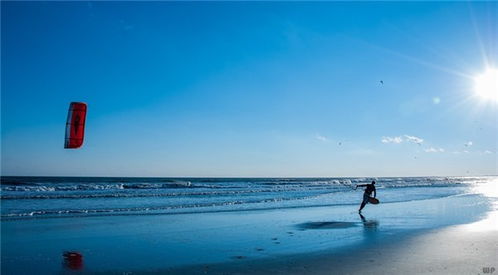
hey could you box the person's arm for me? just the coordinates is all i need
[373,188,376,198]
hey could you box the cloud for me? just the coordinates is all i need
[464,141,473,147]
[315,134,328,142]
[425,147,444,153]
[381,135,423,145]
[433,97,441,104]
[483,150,493,154]
[381,136,403,144]
[404,135,424,145]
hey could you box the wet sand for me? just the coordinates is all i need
[165,221,497,274]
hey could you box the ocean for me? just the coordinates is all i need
[2,176,496,273]
[1,176,492,219]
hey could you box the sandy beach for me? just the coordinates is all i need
[166,217,498,275]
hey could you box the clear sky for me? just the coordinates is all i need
[1,1,497,177]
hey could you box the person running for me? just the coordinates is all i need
[356,180,376,213]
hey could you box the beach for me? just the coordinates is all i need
[168,220,498,275]
[1,177,497,274]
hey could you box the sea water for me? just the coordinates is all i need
[0,176,493,219]
[1,176,496,273]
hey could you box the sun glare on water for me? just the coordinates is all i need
[474,68,498,103]
[465,178,498,232]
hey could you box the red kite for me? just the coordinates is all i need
[64,102,87,149]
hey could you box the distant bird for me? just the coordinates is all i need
[380,80,384,85]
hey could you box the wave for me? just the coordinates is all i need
[123,181,192,189]
[3,192,477,219]
[261,179,352,186]
[1,195,318,218]
[0,187,340,200]
[1,181,194,192]
[0,178,470,194]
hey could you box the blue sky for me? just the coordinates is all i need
[1,2,497,177]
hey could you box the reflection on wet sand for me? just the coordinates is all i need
[359,213,379,230]
[297,221,358,230]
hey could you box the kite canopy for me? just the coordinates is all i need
[64,102,87,149]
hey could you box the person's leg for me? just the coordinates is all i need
[359,194,368,212]
[359,201,367,212]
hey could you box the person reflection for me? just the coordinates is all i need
[358,213,378,233]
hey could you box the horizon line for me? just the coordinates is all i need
[1,174,497,179]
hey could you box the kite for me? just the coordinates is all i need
[64,102,87,149]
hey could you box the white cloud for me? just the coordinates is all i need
[425,147,444,153]
[464,141,473,147]
[381,136,403,144]
[381,135,424,145]
[483,150,493,154]
[315,134,328,142]
[404,135,424,145]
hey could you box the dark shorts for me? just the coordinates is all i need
[363,194,370,204]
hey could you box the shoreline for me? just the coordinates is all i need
[0,193,472,221]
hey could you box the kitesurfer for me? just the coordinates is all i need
[357,181,376,213]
